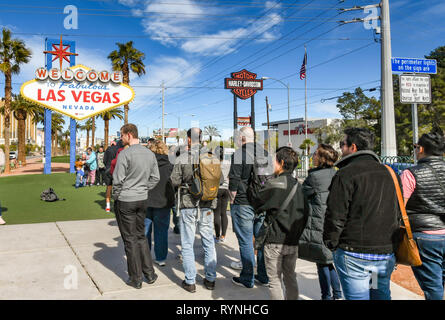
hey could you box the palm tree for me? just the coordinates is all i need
[62,129,70,153]
[83,118,93,148]
[108,41,146,124]
[91,116,96,148]
[99,108,124,149]
[299,138,316,156]
[51,113,65,156]
[203,125,221,142]
[0,28,32,173]
[9,94,43,165]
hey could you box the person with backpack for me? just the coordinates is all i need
[228,126,270,288]
[256,147,309,300]
[170,127,221,293]
[145,140,175,266]
[298,144,343,300]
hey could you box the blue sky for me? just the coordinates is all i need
[1,0,444,141]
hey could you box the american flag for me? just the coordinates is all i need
[300,51,307,80]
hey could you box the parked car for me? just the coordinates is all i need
[9,151,17,160]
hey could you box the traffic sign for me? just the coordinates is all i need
[392,57,437,74]
[399,74,431,104]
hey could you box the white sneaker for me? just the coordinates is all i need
[0,217,5,225]
[230,261,243,270]
[155,260,166,267]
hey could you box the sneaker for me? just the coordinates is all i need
[145,273,158,284]
[96,183,100,186]
[155,260,166,267]
[126,278,142,289]
[232,277,253,289]
[0,217,5,225]
[103,183,106,186]
[203,278,215,290]
[182,280,196,293]
[105,208,111,213]
[219,236,226,243]
[230,261,243,270]
[214,236,220,243]
[254,275,269,287]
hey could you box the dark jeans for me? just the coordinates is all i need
[96,168,106,185]
[145,207,171,262]
[254,213,269,284]
[316,263,343,300]
[114,199,155,282]
[214,188,229,238]
[411,232,445,300]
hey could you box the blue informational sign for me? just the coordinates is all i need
[392,57,437,74]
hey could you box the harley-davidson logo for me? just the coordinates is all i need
[224,69,263,100]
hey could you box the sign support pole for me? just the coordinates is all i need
[412,103,418,164]
[250,95,255,132]
[233,95,237,148]
[69,41,76,174]
[44,38,52,174]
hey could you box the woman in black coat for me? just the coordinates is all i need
[145,140,175,266]
[299,143,343,300]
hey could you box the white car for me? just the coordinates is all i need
[9,151,17,160]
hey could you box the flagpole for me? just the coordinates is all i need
[304,45,308,171]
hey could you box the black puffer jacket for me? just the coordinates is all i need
[147,153,175,208]
[299,167,336,264]
[406,156,445,232]
[323,151,401,254]
[257,172,308,246]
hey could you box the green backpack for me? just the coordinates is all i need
[190,152,222,202]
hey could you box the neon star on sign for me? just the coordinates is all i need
[20,65,134,121]
[43,35,78,71]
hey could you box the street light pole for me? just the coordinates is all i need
[262,77,291,147]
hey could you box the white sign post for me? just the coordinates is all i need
[399,74,432,163]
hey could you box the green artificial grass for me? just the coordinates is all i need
[51,156,71,163]
[0,173,113,225]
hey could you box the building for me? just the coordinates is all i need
[262,117,341,154]
[0,100,38,145]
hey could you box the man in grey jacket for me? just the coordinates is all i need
[112,123,160,289]
[170,127,217,293]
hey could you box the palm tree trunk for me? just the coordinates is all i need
[3,70,12,173]
[104,119,109,149]
[123,62,129,124]
[17,111,27,165]
[86,129,90,148]
[91,117,95,148]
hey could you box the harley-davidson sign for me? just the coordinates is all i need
[225,69,263,100]
[20,64,135,121]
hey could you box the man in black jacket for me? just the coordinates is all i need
[257,147,308,300]
[401,131,445,300]
[228,127,269,288]
[323,128,400,300]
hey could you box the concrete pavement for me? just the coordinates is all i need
[0,215,422,300]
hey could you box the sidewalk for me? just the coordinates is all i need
[0,157,70,177]
[0,215,422,300]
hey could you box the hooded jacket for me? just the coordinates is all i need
[323,150,401,254]
[147,153,175,208]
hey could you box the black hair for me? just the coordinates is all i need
[148,138,155,143]
[418,131,445,156]
[187,128,202,144]
[276,146,299,172]
[87,147,92,152]
[344,127,374,151]
[214,146,224,161]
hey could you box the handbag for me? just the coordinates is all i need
[254,181,298,250]
[384,165,422,267]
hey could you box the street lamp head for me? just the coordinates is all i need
[261,77,270,80]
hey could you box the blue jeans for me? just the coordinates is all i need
[145,207,171,262]
[231,204,256,287]
[75,173,86,188]
[254,213,269,284]
[333,248,396,300]
[179,208,217,285]
[316,263,343,300]
[411,232,445,300]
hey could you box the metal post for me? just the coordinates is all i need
[287,83,291,147]
[233,94,238,148]
[380,0,397,157]
[412,103,418,164]
[251,95,255,132]
[161,81,165,143]
[266,96,271,154]
[69,118,76,173]
[304,45,308,170]
[43,108,52,174]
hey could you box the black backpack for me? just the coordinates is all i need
[247,145,275,212]
[40,188,65,202]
